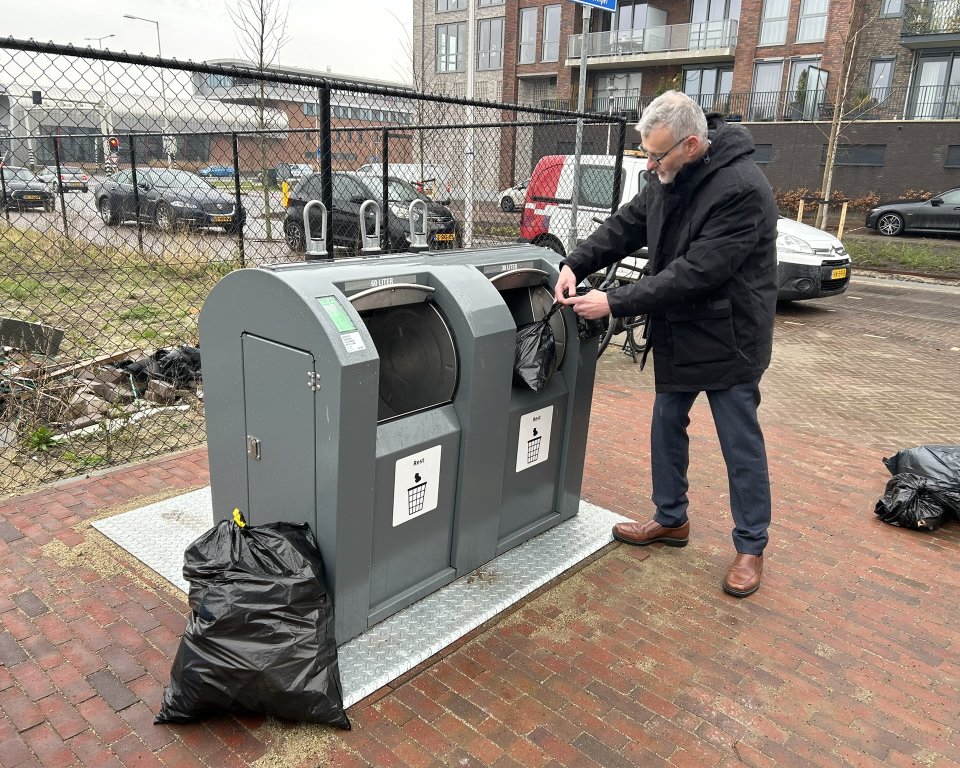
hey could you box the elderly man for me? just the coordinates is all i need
[555,91,779,597]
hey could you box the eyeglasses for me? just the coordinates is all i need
[641,136,688,166]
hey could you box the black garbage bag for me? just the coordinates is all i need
[156,345,202,388]
[874,473,960,530]
[155,519,350,729]
[514,303,561,392]
[882,445,960,487]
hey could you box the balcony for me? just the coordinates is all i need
[566,19,737,67]
[535,84,960,122]
[901,0,960,47]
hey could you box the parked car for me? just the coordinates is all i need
[356,163,452,204]
[95,168,245,234]
[36,165,90,192]
[865,188,960,237]
[0,166,55,211]
[283,172,461,254]
[498,177,529,212]
[197,165,237,178]
[519,152,851,302]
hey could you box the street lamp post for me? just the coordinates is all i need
[605,83,617,155]
[84,34,115,170]
[123,14,172,167]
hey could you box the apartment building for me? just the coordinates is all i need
[413,0,960,197]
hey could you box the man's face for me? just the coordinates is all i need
[642,125,693,185]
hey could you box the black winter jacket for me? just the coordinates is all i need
[562,115,779,393]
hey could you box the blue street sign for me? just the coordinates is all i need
[570,0,617,11]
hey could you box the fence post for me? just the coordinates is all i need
[381,128,390,254]
[52,138,69,238]
[231,132,244,269]
[611,118,626,216]
[316,84,333,262]
[837,200,849,241]
[0,167,9,223]
[128,135,144,254]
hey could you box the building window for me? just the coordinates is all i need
[437,0,466,11]
[683,66,733,111]
[753,144,773,163]
[206,73,233,89]
[796,0,828,43]
[436,22,466,72]
[868,59,894,100]
[820,144,886,166]
[945,146,960,167]
[880,0,903,16]
[759,0,788,46]
[478,0,504,5]
[519,7,538,64]
[477,18,504,70]
[750,60,783,119]
[542,5,561,62]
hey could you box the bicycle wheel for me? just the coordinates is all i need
[597,315,624,358]
[625,315,648,355]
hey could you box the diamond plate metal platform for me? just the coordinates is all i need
[93,491,627,707]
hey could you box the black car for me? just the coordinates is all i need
[95,168,245,234]
[283,172,461,254]
[0,166,56,212]
[865,188,960,237]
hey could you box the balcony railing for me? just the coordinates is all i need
[536,84,960,122]
[568,19,738,59]
[902,0,960,36]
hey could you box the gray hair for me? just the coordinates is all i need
[637,91,708,143]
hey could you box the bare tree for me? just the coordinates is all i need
[227,0,290,241]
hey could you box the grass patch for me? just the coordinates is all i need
[845,237,960,275]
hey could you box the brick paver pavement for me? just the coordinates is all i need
[1,274,959,767]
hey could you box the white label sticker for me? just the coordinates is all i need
[341,331,366,352]
[516,405,553,472]
[393,445,442,526]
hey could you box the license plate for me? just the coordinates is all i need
[212,215,231,223]
[830,268,847,280]
[24,195,40,200]
[435,233,455,242]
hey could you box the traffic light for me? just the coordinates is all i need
[108,136,119,153]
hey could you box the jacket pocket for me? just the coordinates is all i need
[666,299,738,365]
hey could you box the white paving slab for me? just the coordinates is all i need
[93,490,627,707]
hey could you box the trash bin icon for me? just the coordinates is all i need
[526,429,542,464]
[407,473,427,516]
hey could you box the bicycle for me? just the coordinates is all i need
[592,256,649,361]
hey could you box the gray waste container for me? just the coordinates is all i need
[200,260,516,644]
[199,245,598,645]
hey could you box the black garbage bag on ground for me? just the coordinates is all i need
[155,519,350,729]
[117,345,202,395]
[514,303,561,392]
[882,445,960,487]
[874,473,960,530]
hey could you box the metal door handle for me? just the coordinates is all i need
[246,435,261,460]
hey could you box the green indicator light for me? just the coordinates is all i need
[317,296,357,333]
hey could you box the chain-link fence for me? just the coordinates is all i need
[0,37,625,498]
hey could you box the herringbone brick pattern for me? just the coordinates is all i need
[1,275,959,767]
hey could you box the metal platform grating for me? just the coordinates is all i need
[93,490,627,708]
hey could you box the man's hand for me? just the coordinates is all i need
[554,265,578,305]
[566,289,610,320]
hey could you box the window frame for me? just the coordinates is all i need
[519,7,538,65]
[542,5,562,63]
[880,0,903,17]
[796,0,828,44]
[758,0,789,46]
[477,17,505,70]
[436,0,467,12]
[436,21,467,73]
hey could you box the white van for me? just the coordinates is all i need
[356,163,452,204]
[518,152,852,301]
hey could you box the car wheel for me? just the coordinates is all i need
[44,199,55,213]
[98,197,119,225]
[224,222,243,236]
[500,196,515,213]
[283,218,306,253]
[877,212,904,237]
[155,202,177,233]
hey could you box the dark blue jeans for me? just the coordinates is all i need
[650,380,771,555]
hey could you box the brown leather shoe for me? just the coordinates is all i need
[723,553,763,597]
[612,519,689,547]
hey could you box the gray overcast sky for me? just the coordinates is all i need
[0,0,415,84]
